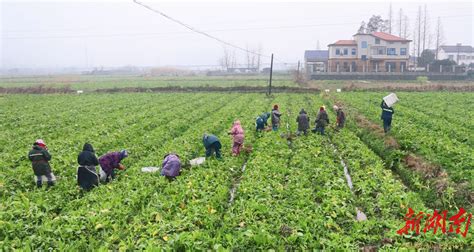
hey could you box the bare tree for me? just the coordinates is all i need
[219,47,231,70]
[403,15,410,38]
[412,29,418,67]
[427,33,434,50]
[398,8,403,37]
[422,4,428,52]
[388,3,393,34]
[230,50,237,69]
[358,21,366,33]
[245,44,257,69]
[219,46,237,70]
[435,17,444,60]
[417,6,422,58]
[256,44,263,71]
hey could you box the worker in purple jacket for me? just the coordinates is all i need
[161,153,181,181]
[98,150,128,183]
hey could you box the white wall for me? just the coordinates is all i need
[354,34,410,60]
[438,50,474,65]
[328,45,357,59]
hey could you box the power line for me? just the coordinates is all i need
[4,6,471,34]
[132,0,272,60]
[3,14,471,40]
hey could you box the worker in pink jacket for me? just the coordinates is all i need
[229,120,245,156]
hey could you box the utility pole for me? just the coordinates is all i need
[297,60,300,75]
[268,53,274,95]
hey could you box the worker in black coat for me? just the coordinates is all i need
[381,100,395,133]
[77,143,99,191]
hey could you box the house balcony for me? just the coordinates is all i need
[369,55,409,60]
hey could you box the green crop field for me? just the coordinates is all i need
[0,91,473,250]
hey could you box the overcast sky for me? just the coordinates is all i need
[1,0,472,69]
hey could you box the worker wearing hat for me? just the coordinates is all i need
[28,139,55,188]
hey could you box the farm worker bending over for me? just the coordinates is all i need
[77,143,99,191]
[314,106,329,135]
[271,104,282,131]
[381,100,394,133]
[229,120,245,156]
[28,139,55,188]
[98,150,128,183]
[256,112,270,132]
[203,133,222,159]
[333,105,346,129]
[296,109,310,136]
[161,153,181,180]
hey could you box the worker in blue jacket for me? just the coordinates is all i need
[381,100,395,133]
[256,112,270,132]
[203,133,222,159]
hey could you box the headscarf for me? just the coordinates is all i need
[83,143,95,152]
[120,149,128,160]
[34,139,47,149]
[320,106,325,111]
[333,105,339,111]
[234,120,241,125]
[164,152,179,159]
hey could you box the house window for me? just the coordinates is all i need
[378,48,384,55]
[352,48,356,55]
[448,55,454,60]
[361,55,367,60]
[343,49,348,55]
[361,41,367,48]
[375,38,380,44]
[335,49,340,55]
[387,48,396,55]
[389,42,394,44]
[400,48,407,55]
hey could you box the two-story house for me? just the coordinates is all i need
[438,44,474,66]
[327,32,411,73]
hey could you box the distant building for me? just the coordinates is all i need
[438,44,474,65]
[327,32,411,72]
[304,50,329,75]
[226,67,258,73]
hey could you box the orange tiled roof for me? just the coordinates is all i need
[371,32,411,42]
[329,40,357,46]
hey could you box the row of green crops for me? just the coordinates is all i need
[333,92,474,195]
[1,92,472,250]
